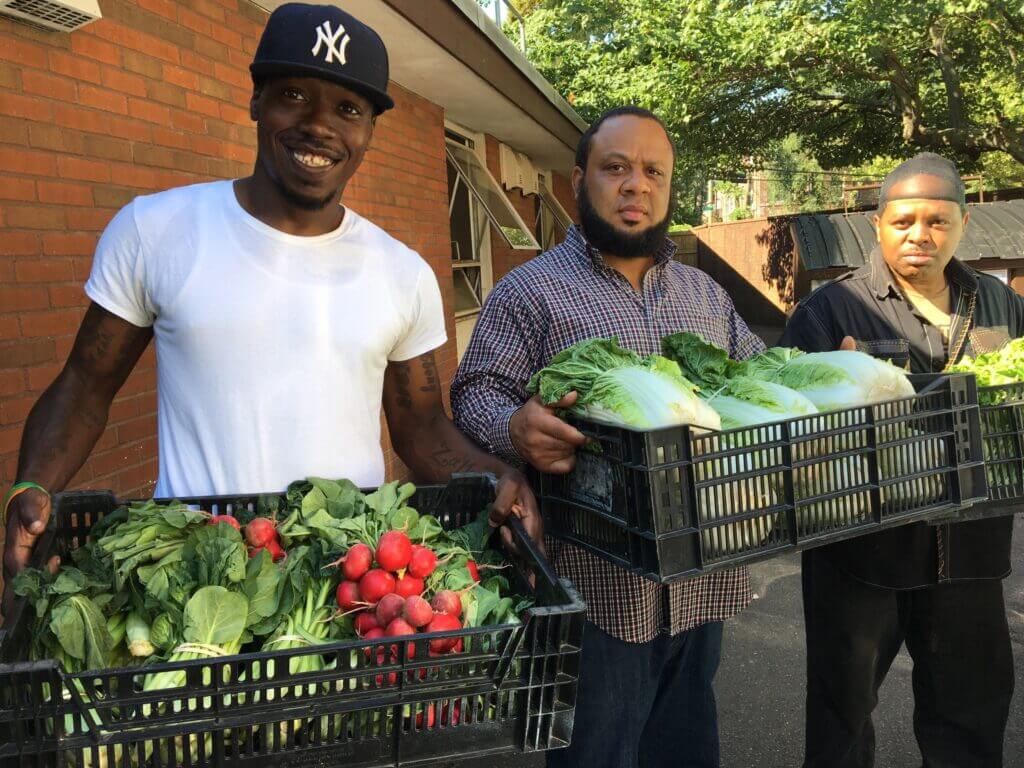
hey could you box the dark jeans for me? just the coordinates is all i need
[547,619,724,768]
[802,549,1014,768]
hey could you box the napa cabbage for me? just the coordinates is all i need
[707,376,819,430]
[527,338,721,430]
[738,350,915,411]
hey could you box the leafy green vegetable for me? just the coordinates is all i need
[528,337,722,430]
[707,376,819,429]
[662,331,739,390]
[950,337,1024,400]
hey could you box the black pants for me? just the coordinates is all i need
[547,620,723,768]
[802,549,1014,768]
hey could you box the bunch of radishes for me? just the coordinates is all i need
[334,531,469,655]
[208,514,287,562]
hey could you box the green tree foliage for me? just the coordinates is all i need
[522,1,1024,218]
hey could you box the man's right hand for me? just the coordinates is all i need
[510,392,589,473]
[3,488,53,614]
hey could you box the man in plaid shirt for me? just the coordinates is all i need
[451,106,764,768]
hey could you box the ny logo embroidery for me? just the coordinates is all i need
[311,21,350,65]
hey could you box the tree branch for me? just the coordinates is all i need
[929,22,967,133]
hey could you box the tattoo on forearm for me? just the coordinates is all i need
[420,352,440,394]
[430,440,476,474]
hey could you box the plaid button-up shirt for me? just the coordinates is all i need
[451,225,765,643]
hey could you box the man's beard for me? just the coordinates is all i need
[272,175,338,211]
[577,181,673,258]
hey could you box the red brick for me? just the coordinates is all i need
[138,0,177,20]
[48,51,101,84]
[4,206,65,230]
[128,98,171,125]
[15,257,76,283]
[213,61,249,90]
[0,36,47,69]
[57,156,110,183]
[26,363,61,391]
[96,24,180,66]
[117,414,157,444]
[0,339,56,368]
[170,109,205,133]
[108,395,139,425]
[0,426,20,455]
[70,34,121,67]
[4,232,40,256]
[48,284,87,309]
[77,84,128,114]
[65,208,115,231]
[0,177,35,202]
[110,164,160,189]
[189,134,223,157]
[162,65,200,91]
[42,233,96,256]
[38,181,94,207]
[185,91,220,118]
[21,70,76,102]
[100,67,147,97]
[0,286,48,312]
[178,8,213,35]
[0,92,52,122]
[19,310,82,338]
[219,103,249,125]
[0,396,34,426]
[0,370,25,397]
[152,126,190,150]
[210,25,242,49]
[0,316,20,341]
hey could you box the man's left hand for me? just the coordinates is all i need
[490,469,544,558]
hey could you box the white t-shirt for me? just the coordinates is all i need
[85,180,447,497]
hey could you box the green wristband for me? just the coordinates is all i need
[3,481,50,524]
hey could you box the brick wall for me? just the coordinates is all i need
[0,0,456,517]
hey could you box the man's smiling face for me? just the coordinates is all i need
[250,75,375,210]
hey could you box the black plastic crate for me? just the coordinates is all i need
[539,373,987,583]
[928,381,1024,524]
[0,475,585,767]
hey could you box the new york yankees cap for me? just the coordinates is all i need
[251,3,395,113]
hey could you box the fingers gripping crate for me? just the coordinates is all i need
[539,373,987,583]
[928,381,1024,524]
[0,475,586,768]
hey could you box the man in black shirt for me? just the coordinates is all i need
[781,153,1021,768]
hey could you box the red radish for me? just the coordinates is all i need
[430,590,462,619]
[466,560,480,583]
[375,531,412,572]
[341,543,373,581]
[385,617,417,658]
[394,574,424,598]
[265,539,286,562]
[375,593,406,627]
[407,545,437,579]
[208,515,241,531]
[245,517,277,548]
[248,546,265,559]
[424,613,462,654]
[414,704,436,729]
[374,648,398,686]
[354,611,380,636]
[363,627,384,640]
[359,569,396,605]
[336,580,362,611]
[385,617,416,637]
[403,595,433,628]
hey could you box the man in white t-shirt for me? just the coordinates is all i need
[2,3,540,593]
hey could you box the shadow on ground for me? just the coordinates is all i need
[448,517,1024,767]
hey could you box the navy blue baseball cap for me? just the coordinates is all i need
[250,3,394,113]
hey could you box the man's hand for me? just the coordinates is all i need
[490,467,543,559]
[3,488,57,614]
[840,336,857,351]
[509,392,588,473]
